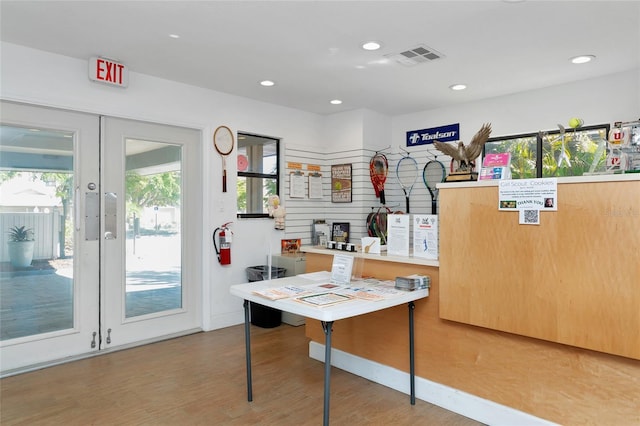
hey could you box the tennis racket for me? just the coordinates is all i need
[423,159,446,214]
[396,154,419,213]
[369,152,388,205]
[367,206,391,245]
[213,125,235,192]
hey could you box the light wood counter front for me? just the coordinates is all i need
[301,190,640,425]
[439,176,640,360]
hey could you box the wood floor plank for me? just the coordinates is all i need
[1,324,484,425]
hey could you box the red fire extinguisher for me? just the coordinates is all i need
[213,222,233,265]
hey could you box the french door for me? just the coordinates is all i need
[0,102,202,374]
[101,117,201,348]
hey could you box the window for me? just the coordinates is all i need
[484,124,609,178]
[236,133,279,218]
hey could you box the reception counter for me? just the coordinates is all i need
[301,174,639,425]
[439,173,639,360]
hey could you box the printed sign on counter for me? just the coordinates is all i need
[386,214,410,257]
[413,215,438,260]
[498,178,558,211]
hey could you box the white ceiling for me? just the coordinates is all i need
[1,1,639,116]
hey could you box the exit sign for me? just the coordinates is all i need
[89,57,129,88]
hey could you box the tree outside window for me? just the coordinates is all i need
[484,124,609,179]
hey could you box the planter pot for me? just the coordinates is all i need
[7,240,35,268]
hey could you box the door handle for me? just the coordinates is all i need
[75,186,81,232]
[105,192,117,239]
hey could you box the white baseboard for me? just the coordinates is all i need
[309,342,558,426]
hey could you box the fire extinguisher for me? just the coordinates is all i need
[213,222,233,265]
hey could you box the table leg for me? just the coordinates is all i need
[243,299,253,402]
[408,301,416,405]
[321,320,334,426]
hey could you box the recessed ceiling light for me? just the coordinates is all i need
[449,84,467,91]
[570,55,595,64]
[260,80,275,87]
[362,41,382,51]
[330,99,342,105]
[169,34,180,39]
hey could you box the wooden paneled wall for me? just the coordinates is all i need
[439,179,640,360]
[304,250,640,425]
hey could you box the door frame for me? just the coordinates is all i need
[0,101,204,376]
[100,116,203,349]
[0,101,101,374]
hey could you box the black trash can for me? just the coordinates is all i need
[246,265,287,328]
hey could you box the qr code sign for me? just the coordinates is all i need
[520,209,540,225]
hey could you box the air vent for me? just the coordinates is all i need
[385,44,445,67]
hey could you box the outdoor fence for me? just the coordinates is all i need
[0,212,61,262]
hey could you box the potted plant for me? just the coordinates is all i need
[7,225,35,268]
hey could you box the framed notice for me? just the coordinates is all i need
[331,222,350,243]
[331,164,352,203]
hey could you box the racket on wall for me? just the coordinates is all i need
[213,125,235,192]
[369,152,388,205]
[366,206,391,245]
[396,154,419,213]
[423,159,446,214]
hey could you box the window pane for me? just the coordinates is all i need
[485,136,537,179]
[0,125,75,340]
[542,127,608,177]
[237,137,278,174]
[237,133,279,217]
[125,139,182,318]
[237,176,277,215]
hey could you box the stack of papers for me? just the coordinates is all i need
[252,278,407,307]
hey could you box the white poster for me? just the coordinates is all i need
[413,215,438,259]
[308,174,323,199]
[498,178,558,211]
[330,254,354,285]
[386,214,410,257]
[289,172,305,198]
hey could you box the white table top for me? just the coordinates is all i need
[230,273,429,322]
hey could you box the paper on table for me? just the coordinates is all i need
[253,285,310,300]
[295,292,353,307]
[338,280,404,301]
[297,271,332,281]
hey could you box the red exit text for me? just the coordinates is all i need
[89,57,129,88]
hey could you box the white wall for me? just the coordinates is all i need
[3,41,638,332]
[379,69,640,215]
[0,42,324,330]
[391,69,640,158]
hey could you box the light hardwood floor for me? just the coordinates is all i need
[1,324,484,425]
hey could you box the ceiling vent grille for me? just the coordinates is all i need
[385,44,445,67]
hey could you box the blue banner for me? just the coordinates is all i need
[406,123,460,146]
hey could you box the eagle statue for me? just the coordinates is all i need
[433,123,492,172]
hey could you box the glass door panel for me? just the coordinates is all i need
[125,140,182,318]
[0,101,100,374]
[101,117,201,349]
[0,126,75,340]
